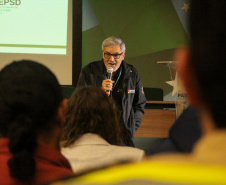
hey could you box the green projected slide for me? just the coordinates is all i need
[0,0,68,55]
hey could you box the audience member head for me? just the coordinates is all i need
[176,0,226,130]
[61,86,122,147]
[0,60,65,182]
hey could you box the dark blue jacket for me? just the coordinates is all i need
[77,60,146,146]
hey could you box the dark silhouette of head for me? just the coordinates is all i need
[187,0,226,128]
[0,60,63,182]
[61,86,122,147]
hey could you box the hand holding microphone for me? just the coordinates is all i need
[102,67,114,96]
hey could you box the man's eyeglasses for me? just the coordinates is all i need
[103,52,123,59]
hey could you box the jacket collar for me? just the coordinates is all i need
[71,133,110,146]
[96,59,133,80]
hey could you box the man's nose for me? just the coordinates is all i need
[109,55,115,61]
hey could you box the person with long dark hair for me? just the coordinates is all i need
[61,86,145,173]
[0,60,72,184]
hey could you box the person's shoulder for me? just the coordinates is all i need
[122,61,135,69]
[127,147,145,158]
[121,145,144,153]
[83,60,100,68]
[112,145,146,160]
[81,60,103,72]
[122,61,139,75]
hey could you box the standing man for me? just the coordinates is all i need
[77,36,146,146]
[51,1,226,184]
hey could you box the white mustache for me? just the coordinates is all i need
[108,61,116,65]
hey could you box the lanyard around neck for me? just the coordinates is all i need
[105,66,122,93]
[112,66,122,92]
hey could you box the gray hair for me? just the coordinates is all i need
[102,36,126,53]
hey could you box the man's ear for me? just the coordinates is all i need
[175,47,201,106]
[122,52,125,60]
[56,99,68,127]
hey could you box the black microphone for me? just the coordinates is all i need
[106,67,113,96]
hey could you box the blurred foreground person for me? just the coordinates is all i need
[0,60,72,185]
[150,106,202,155]
[61,86,145,173]
[49,0,226,184]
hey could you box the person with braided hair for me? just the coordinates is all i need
[0,60,73,184]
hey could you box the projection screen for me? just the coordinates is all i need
[0,0,73,85]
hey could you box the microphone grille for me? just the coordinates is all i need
[107,67,113,73]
